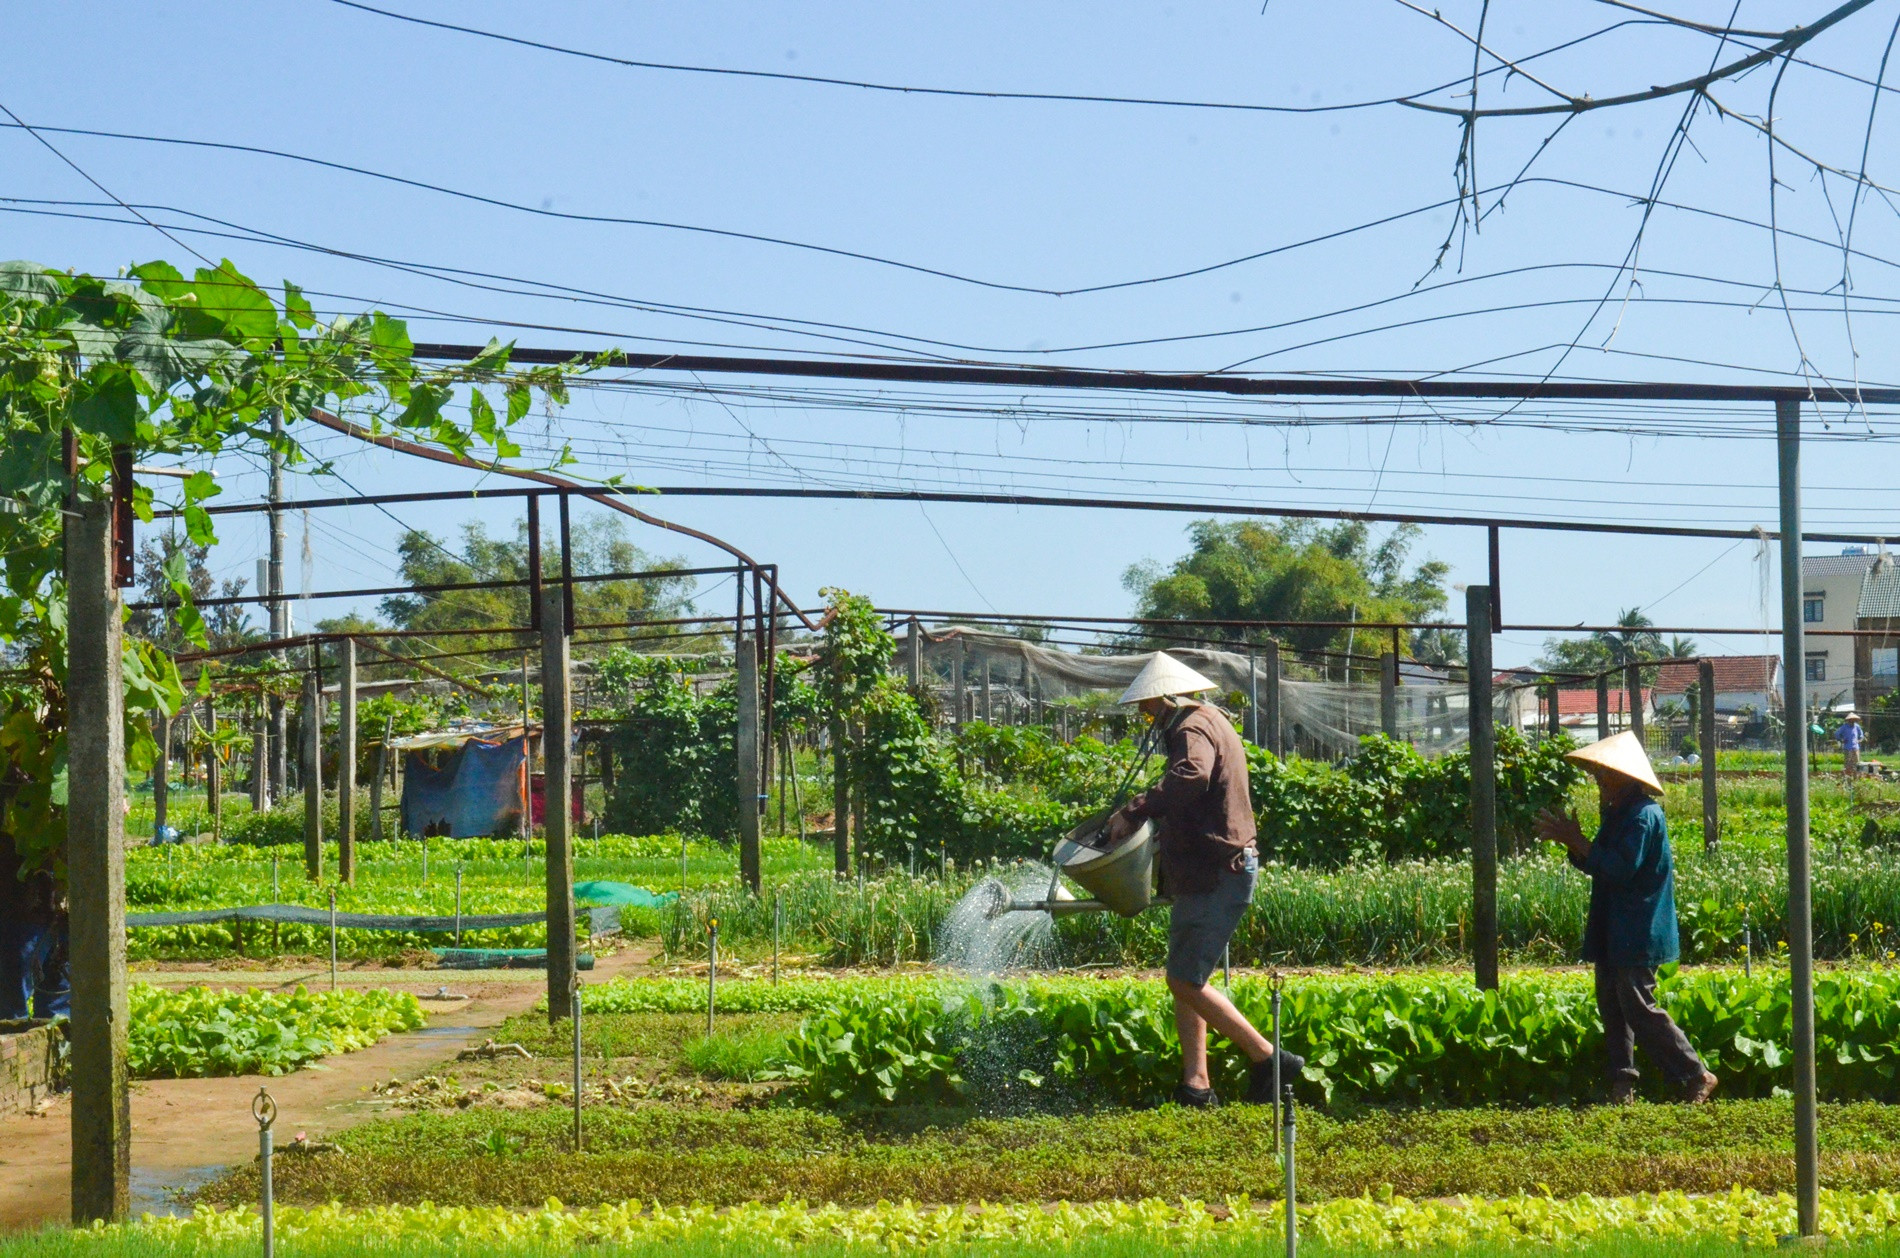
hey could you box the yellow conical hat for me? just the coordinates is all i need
[1118,651,1218,705]
[1564,730,1663,795]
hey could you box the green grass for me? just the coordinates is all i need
[193,1099,1900,1210]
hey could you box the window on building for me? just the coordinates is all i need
[1806,653,1828,682]
[1803,593,1825,623]
[1876,648,1900,679]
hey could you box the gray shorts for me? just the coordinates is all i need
[1166,851,1258,986]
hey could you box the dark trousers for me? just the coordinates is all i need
[0,916,70,1021]
[1595,964,1704,1089]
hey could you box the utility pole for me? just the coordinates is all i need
[737,634,762,894]
[337,638,357,884]
[1466,585,1498,991]
[67,495,129,1223]
[267,410,287,806]
[1777,397,1820,1238]
[302,649,323,882]
[540,584,576,1022]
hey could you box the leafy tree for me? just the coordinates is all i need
[0,257,570,883]
[128,531,255,653]
[376,516,699,666]
[1123,520,1449,654]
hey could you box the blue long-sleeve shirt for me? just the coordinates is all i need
[1569,793,1680,967]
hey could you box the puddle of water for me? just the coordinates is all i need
[130,1164,226,1218]
[411,1024,478,1039]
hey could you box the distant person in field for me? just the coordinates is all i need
[1535,732,1717,1104]
[1837,712,1864,779]
[1104,651,1303,1109]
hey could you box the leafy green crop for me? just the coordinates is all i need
[765,968,1900,1109]
[127,983,424,1078]
[63,1188,1900,1252]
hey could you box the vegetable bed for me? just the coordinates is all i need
[761,969,1900,1108]
[128,984,425,1079]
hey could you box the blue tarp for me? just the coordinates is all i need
[401,735,527,838]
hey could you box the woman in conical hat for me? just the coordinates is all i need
[1535,731,1716,1104]
[1105,651,1305,1108]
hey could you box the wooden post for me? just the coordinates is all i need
[337,638,357,884]
[540,584,576,1023]
[302,658,323,882]
[68,497,129,1223]
[1546,683,1562,737]
[906,617,922,688]
[1246,646,1259,744]
[1466,585,1499,991]
[520,651,532,845]
[1379,652,1398,737]
[737,634,762,894]
[1699,658,1719,851]
[151,712,170,838]
[1596,673,1611,741]
[204,699,221,839]
[830,677,849,879]
[1625,661,1645,747]
[1263,639,1283,758]
[369,716,389,843]
[981,659,992,723]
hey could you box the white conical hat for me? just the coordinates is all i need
[1118,652,1218,705]
[1565,730,1663,795]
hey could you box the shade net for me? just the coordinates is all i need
[127,903,623,934]
[910,626,1527,759]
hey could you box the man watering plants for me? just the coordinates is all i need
[1534,732,1718,1104]
[1103,651,1304,1109]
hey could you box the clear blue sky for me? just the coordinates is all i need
[9,1,1900,666]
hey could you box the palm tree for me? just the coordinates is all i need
[1664,634,1699,660]
[1593,608,1664,668]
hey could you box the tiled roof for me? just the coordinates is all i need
[1805,552,1883,578]
[1859,557,1900,620]
[1548,688,1645,717]
[1652,655,1779,696]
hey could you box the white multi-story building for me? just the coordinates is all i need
[1802,549,1880,711]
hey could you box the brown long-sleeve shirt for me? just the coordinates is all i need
[1125,702,1257,896]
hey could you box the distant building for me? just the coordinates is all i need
[1854,552,1900,715]
[1528,685,1648,743]
[1804,548,1881,708]
[1650,655,1780,717]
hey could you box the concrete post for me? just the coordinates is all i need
[1246,646,1259,744]
[981,659,992,723]
[337,638,357,884]
[302,660,322,882]
[1264,639,1283,757]
[67,497,129,1223]
[737,634,762,894]
[1596,673,1611,741]
[1379,652,1398,737]
[1699,658,1720,851]
[540,584,576,1022]
[953,639,966,729]
[1776,396,1820,1237]
[151,712,170,838]
[1546,683,1562,737]
[369,717,388,844]
[1625,661,1645,747]
[906,617,921,688]
[1466,585,1498,991]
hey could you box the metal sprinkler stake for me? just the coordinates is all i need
[571,985,584,1153]
[1271,976,1284,1157]
[253,1086,277,1258]
[707,918,719,1037]
[1283,1086,1298,1258]
[1744,907,1753,979]
[772,888,782,985]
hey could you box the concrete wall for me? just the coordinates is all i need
[0,1021,68,1117]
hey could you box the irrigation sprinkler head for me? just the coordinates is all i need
[975,880,1015,921]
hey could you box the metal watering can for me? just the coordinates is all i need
[983,810,1168,919]
[979,713,1171,921]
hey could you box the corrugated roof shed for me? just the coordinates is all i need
[1857,556,1900,619]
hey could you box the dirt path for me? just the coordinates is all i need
[0,950,653,1233]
